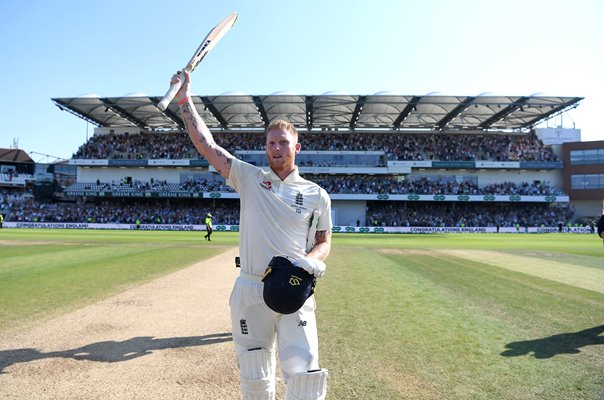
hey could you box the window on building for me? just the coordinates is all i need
[570,148,604,165]
[571,174,604,190]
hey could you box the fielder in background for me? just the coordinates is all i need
[204,213,213,241]
[170,70,332,400]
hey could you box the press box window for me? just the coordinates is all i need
[571,174,604,190]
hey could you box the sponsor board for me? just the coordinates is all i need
[3,222,592,234]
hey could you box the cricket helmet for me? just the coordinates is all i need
[261,256,316,314]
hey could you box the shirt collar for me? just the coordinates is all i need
[268,166,300,182]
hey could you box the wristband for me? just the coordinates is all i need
[177,97,190,106]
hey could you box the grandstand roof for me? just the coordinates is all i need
[0,148,34,163]
[52,94,582,132]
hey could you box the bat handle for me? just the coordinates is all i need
[157,79,183,111]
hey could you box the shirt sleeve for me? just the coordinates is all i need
[226,158,245,192]
[316,187,333,231]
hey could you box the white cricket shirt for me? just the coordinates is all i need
[227,158,332,276]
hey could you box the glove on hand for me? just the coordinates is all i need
[293,258,326,278]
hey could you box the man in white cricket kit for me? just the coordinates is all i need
[170,70,332,400]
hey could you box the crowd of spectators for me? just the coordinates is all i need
[72,130,559,163]
[6,195,575,228]
[4,185,570,228]
[301,131,558,162]
[3,127,569,228]
[4,173,569,228]
[72,131,200,160]
[8,198,240,225]
[1,187,33,214]
[180,177,234,193]
[308,175,566,196]
[68,175,565,197]
[68,177,235,194]
[366,202,574,228]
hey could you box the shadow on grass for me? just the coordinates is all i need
[0,332,232,374]
[501,325,604,359]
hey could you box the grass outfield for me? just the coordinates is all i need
[1,229,603,399]
[318,233,604,399]
[0,229,238,330]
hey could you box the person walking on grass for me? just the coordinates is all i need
[204,212,213,241]
[169,69,332,400]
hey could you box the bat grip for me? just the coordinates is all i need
[157,79,184,111]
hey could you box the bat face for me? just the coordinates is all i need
[186,12,238,72]
[157,11,238,111]
[189,39,212,71]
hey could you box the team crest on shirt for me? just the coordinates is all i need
[260,180,272,191]
[291,191,306,214]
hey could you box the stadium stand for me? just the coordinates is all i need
[71,130,559,163]
[365,202,573,228]
[3,93,595,231]
[8,198,240,225]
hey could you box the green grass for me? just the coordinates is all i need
[317,233,604,399]
[0,229,238,330]
[1,230,603,399]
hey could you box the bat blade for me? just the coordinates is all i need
[157,12,238,111]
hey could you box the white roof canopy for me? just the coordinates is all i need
[52,93,582,132]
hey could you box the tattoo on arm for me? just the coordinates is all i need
[215,148,228,160]
[309,230,331,259]
[180,102,231,178]
[182,103,199,131]
[182,103,212,148]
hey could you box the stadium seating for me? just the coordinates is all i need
[71,131,559,163]
[1,128,573,228]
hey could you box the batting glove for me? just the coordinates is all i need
[293,258,326,278]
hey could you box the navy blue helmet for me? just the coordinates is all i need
[261,256,316,314]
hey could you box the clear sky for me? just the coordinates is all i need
[1,0,602,161]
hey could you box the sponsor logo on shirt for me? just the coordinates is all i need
[260,180,272,191]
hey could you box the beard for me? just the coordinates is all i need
[267,153,295,176]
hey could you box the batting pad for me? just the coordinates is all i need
[285,369,328,400]
[238,348,276,400]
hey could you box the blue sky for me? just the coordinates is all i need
[1,0,602,161]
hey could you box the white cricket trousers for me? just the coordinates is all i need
[229,272,320,381]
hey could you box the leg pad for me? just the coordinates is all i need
[285,369,328,400]
[238,348,276,400]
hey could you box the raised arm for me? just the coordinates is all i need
[172,70,233,179]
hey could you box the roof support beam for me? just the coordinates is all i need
[521,97,583,129]
[51,94,584,132]
[252,96,270,126]
[305,96,315,131]
[100,99,147,128]
[349,96,367,130]
[435,96,476,130]
[393,96,421,129]
[150,97,184,129]
[479,96,530,130]
[200,96,229,129]
[52,99,104,127]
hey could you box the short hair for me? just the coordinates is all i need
[266,119,298,142]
